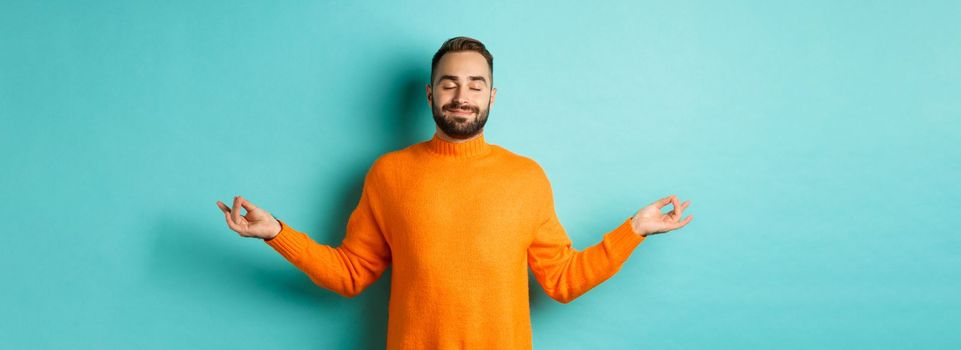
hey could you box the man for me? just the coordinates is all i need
[216,36,693,349]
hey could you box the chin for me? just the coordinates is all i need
[447,115,474,122]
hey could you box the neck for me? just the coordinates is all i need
[435,126,484,143]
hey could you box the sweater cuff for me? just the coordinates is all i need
[264,219,306,259]
[604,217,646,261]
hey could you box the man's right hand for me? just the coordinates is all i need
[216,196,282,240]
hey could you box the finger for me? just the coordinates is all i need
[223,211,239,231]
[654,195,674,209]
[239,197,259,212]
[218,201,235,227]
[232,196,243,224]
[217,201,231,215]
[674,199,689,221]
[670,215,693,230]
[671,196,681,222]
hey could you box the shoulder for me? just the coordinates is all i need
[363,143,421,186]
[490,145,556,208]
[367,150,400,178]
[490,144,551,184]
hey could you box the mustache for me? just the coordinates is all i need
[443,103,478,113]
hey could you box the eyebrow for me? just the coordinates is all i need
[436,75,488,86]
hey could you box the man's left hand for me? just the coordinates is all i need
[630,195,693,237]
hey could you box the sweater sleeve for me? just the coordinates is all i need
[526,189,645,304]
[263,177,392,298]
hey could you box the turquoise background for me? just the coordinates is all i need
[2,1,959,349]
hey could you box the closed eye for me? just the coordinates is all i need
[442,86,482,92]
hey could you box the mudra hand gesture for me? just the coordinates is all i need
[630,195,693,237]
[216,196,282,240]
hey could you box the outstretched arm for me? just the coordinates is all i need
[527,194,692,304]
[217,178,391,298]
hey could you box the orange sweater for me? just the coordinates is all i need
[264,132,646,349]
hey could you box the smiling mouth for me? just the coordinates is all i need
[447,108,475,115]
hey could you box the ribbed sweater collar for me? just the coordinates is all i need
[426,132,492,159]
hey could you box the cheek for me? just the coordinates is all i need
[433,92,451,104]
[435,99,449,109]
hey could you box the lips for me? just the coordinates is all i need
[447,108,475,115]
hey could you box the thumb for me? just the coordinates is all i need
[238,196,260,213]
[653,195,674,209]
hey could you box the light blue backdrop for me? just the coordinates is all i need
[2,1,959,349]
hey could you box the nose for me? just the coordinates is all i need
[452,86,471,105]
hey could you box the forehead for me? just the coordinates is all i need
[434,51,491,82]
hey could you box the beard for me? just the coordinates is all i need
[431,98,491,140]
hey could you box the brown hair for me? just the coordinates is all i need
[431,36,494,86]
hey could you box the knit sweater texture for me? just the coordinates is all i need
[264,132,646,349]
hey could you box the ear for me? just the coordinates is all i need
[490,87,497,107]
[425,84,433,107]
